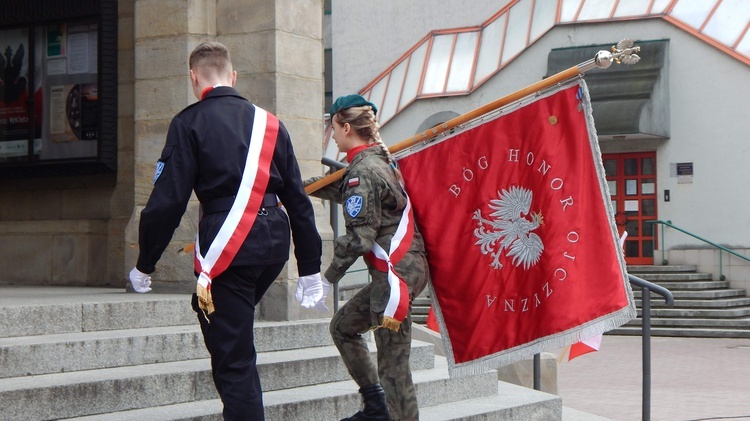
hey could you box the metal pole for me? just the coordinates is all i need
[533,354,541,390]
[642,287,651,421]
[305,40,641,196]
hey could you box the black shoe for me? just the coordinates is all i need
[341,383,390,421]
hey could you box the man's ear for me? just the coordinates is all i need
[189,69,199,86]
[230,70,237,87]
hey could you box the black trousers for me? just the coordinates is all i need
[192,263,285,421]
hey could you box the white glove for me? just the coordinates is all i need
[314,276,332,311]
[295,273,323,308]
[129,267,153,293]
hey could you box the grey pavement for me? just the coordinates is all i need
[558,335,750,421]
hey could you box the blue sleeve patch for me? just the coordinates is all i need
[345,195,363,218]
[153,161,165,185]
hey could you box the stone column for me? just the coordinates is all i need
[214,0,332,320]
[126,0,216,291]
[126,0,332,319]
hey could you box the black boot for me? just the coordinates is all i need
[341,383,390,421]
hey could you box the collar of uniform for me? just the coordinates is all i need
[346,144,376,163]
[201,85,239,100]
[347,144,383,167]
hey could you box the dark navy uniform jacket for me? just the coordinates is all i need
[136,86,321,277]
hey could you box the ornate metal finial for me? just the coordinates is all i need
[612,39,641,65]
[591,38,641,70]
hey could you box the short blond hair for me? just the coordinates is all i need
[189,42,232,76]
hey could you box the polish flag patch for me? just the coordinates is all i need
[348,177,360,187]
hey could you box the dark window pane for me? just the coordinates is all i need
[626,220,639,237]
[642,240,654,258]
[642,199,656,216]
[642,221,654,236]
[603,159,617,176]
[642,157,655,175]
[624,158,638,175]
[625,240,639,257]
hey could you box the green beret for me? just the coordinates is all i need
[329,94,378,116]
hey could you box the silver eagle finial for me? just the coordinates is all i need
[591,38,641,70]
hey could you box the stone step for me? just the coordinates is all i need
[635,297,750,309]
[638,306,750,318]
[623,317,750,329]
[419,381,561,420]
[610,326,750,339]
[0,319,338,379]
[633,288,745,299]
[413,296,432,305]
[0,341,436,420]
[629,272,713,282]
[631,280,730,290]
[68,359,556,421]
[627,265,697,273]
[1,291,195,338]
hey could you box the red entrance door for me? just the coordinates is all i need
[602,152,657,265]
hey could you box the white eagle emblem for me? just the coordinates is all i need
[473,186,544,270]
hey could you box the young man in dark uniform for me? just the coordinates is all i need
[129,41,325,420]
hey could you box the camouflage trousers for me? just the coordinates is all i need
[330,251,429,421]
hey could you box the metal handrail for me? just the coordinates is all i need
[628,273,674,421]
[647,219,750,281]
[532,274,674,421]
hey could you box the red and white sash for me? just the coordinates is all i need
[366,191,415,331]
[194,106,279,300]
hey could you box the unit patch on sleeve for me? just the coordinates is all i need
[153,161,165,185]
[345,195,364,218]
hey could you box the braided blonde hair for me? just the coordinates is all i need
[334,105,404,183]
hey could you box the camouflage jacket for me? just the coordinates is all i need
[307,147,426,284]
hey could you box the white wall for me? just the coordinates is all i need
[331,5,750,287]
[331,0,507,97]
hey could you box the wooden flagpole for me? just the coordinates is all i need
[179,40,640,254]
[305,39,640,195]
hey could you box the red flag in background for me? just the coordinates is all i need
[568,334,603,360]
[397,81,635,376]
[559,232,628,363]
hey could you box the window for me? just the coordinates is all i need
[0,0,117,178]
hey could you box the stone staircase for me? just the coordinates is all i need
[412,266,750,339]
[611,265,750,338]
[0,286,563,420]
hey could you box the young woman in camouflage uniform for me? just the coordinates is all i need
[307,94,430,421]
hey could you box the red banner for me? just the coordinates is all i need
[397,81,635,375]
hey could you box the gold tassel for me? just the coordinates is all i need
[196,283,215,315]
[380,316,402,332]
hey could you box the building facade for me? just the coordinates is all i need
[0,0,332,319]
[329,0,750,291]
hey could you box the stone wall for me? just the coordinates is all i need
[125,0,332,320]
[0,0,332,308]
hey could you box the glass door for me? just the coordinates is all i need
[602,152,657,265]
